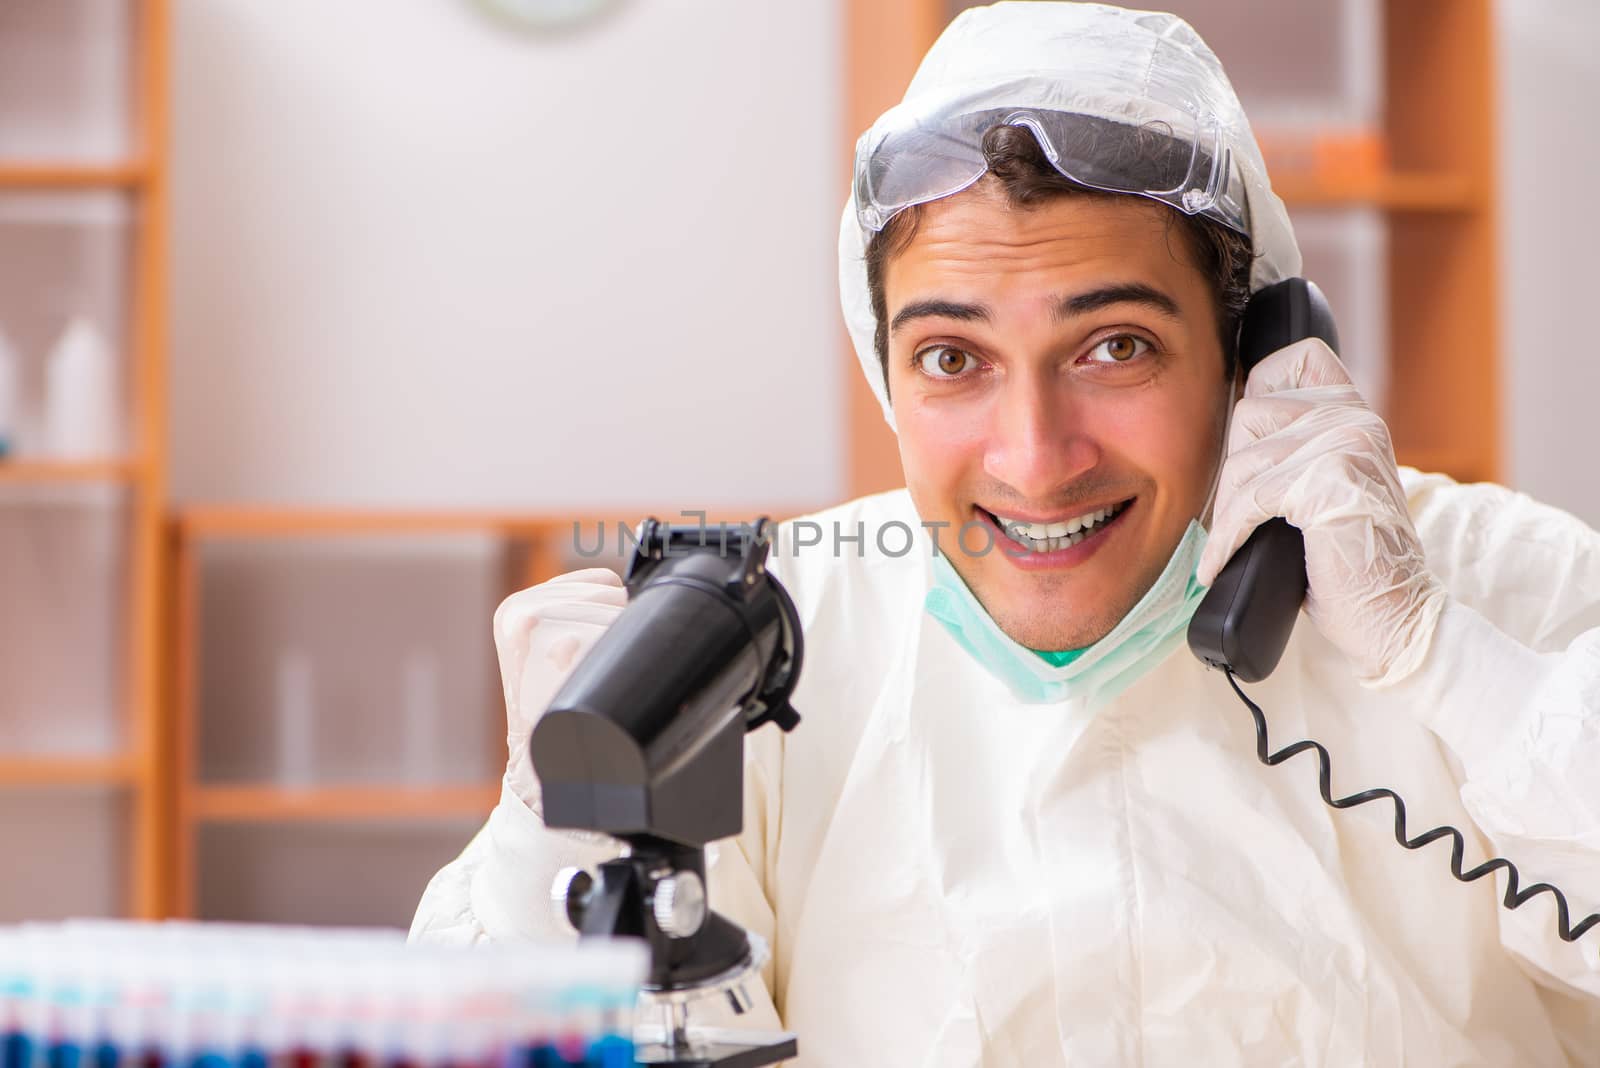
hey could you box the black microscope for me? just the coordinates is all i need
[530,518,804,1067]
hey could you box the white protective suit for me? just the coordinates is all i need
[413,3,1600,1063]
[414,483,1600,1064]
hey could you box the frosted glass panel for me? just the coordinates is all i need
[196,819,481,928]
[1290,208,1389,413]
[1134,0,1380,128]
[0,485,128,756]
[0,786,126,920]
[0,192,133,460]
[0,0,135,162]
[197,536,505,787]
[945,0,1381,128]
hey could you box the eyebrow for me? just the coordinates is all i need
[1057,283,1182,321]
[888,283,1183,337]
[889,299,991,336]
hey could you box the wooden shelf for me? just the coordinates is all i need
[191,783,502,823]
[0,754,137,788]
[0,0,171,919]
[0,459,141,484]
[0,163,148,190]
[1273,172,1480,211]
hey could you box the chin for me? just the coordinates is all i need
[993,609,1114,653]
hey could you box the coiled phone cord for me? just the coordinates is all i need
[1225,670,1600,943]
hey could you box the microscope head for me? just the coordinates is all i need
[529,518,802,848]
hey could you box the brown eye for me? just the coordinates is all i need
[915,346,978,378]
[1088,335,1151,364]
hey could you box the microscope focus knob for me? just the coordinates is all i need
[551,866,594,933]
[651,871,707,939]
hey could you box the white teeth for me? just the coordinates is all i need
[994,501,1125,552]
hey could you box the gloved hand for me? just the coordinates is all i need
[494,567,628,811]
[1197,338,1447,686]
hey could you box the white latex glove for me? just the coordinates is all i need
[1197,338,1447,686]
[493,567,628,810]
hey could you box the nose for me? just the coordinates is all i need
[981,371,1098,501]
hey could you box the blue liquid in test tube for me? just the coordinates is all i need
[3,1033,35,1068]
[46,1041,83,1068]
[584,1036,632,1068]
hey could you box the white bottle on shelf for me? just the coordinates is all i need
[43,316,120,459]
[0,325,18,459]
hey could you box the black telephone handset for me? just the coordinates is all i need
[1186,277,1338,682]
[1182,279,1600,942]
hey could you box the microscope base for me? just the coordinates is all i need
[635,1030,798,1068]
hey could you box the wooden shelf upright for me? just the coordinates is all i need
[0,0,171,920]
[846,0,1502,490]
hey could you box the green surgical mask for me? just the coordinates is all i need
[924,520,1209,708]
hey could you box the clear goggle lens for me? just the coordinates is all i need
[855,104,1246,238]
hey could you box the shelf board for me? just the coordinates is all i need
[0,459,141,484]
[1396,446,1491,483]
[0,755,137,788]
[191,783,502,823]
[0,163,148,190]
[179,509,569,538]
[176,506,815,538]
[1275,172,1479,211]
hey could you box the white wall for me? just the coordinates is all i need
[1496,0,1600,526]
[170,0,843,511]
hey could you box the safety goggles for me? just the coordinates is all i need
[853,85,1250,239]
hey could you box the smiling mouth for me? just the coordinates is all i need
[979,499,1135,554]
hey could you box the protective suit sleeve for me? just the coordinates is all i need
[1386,476,1600,995]
[407,777,618,945]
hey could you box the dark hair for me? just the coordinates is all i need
[863,123,1254,391]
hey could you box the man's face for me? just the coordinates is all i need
[883,179,1233,650]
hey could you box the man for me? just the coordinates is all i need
[413,4,1600,1063]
